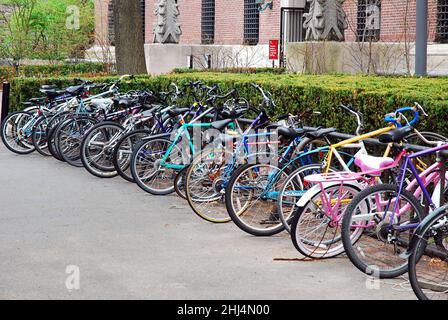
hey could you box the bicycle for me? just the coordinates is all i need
[130,86,247,196]
[340,127,448,278]
[223,104,377,236]
[184,83,320,224]
[408,204,448,300]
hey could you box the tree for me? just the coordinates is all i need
[112,0,147,75]
[0,0,37,64]
[31,0,95,61]
[0,0,95,64]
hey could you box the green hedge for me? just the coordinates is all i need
[0,62,113,81]
[7,72,448,136]
[173,67,287,74]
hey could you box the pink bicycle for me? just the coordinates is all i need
[290,126,448,262]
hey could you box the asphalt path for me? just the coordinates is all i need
[0,146,416,299]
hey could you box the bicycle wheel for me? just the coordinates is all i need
[409,206,448,300]
[341,183,424,279]
[1,111,36,154]
[47,112,74,161]
[113,129,151,183]
[32,116,51,156]
[290,183,362,259]
[225,162,290,236]
[57,116,98,167]
[80,122,124,178]
[47,121,66,161]
[131,137,185,195]
[277,164,332,233]
[174,165,189,200]
[186,147,236,223]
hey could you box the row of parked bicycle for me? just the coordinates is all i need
[1,74,447,300]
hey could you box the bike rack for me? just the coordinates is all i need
[1,81,10,124]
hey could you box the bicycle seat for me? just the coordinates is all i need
[355,154,395,176]
[28,97,46,104]
[305,128,337,140]
[378,126,413,144]
[87,98,113,111]
[65,85,84,95]
[40,84,58,90]
[40,89,65,99]
[168,108,190,117]
[211,119,233,131]
[277,127,307,140]
[140,109,156,118]
[115,98,138,107]
[139,105,159,117]
[220,108,247,120]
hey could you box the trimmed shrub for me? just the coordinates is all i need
[173,67,287,74]
[6,72,448,136]
[0,62,112,81]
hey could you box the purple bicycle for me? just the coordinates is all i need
[341,126,448,279]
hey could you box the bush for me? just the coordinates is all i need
[6,72,448,136]
[0,62,112,81]
[173,67,287,74]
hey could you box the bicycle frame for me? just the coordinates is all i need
[387,143,448,231]
[344,143,448,234]
[262,126,396,201]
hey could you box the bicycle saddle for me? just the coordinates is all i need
[40,89,66,99]
[168,108,190,117]
[65,85,84,95]
[305,128,338,140]
[378,126,413,144]
[140,105,160,117]
[88,98,114,111]
[211,119,233,131]
[277,127,308,140]
[355,154,395,176]
[40,84,58,90]
[28,97,46,104]
[116,98,138,107]
[220,108,247,120]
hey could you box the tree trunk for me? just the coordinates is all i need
[113,0,147,75]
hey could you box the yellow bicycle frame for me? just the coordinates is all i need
[324,126,395,173]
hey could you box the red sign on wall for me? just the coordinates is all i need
[269,40,279,60]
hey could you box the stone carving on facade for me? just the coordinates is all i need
[304,0,347,41]
[366,2,380,31]
[153,0,182,44]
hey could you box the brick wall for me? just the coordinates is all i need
[344,0,438,42]
[145,0,279,45]
[215,0,245,44]
[95,0,442,45]
[259,0,281,44]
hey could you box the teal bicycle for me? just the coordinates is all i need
[130,88,248,195]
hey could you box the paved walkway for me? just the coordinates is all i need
[0,146,416,299]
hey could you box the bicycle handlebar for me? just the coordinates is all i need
[108,74,134,91]
[385,106,420,127]
[340,104,364,135]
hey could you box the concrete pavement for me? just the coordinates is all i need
[0,145,416,300]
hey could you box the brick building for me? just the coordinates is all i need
[93,1,448,74]
[95,1,448,45]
